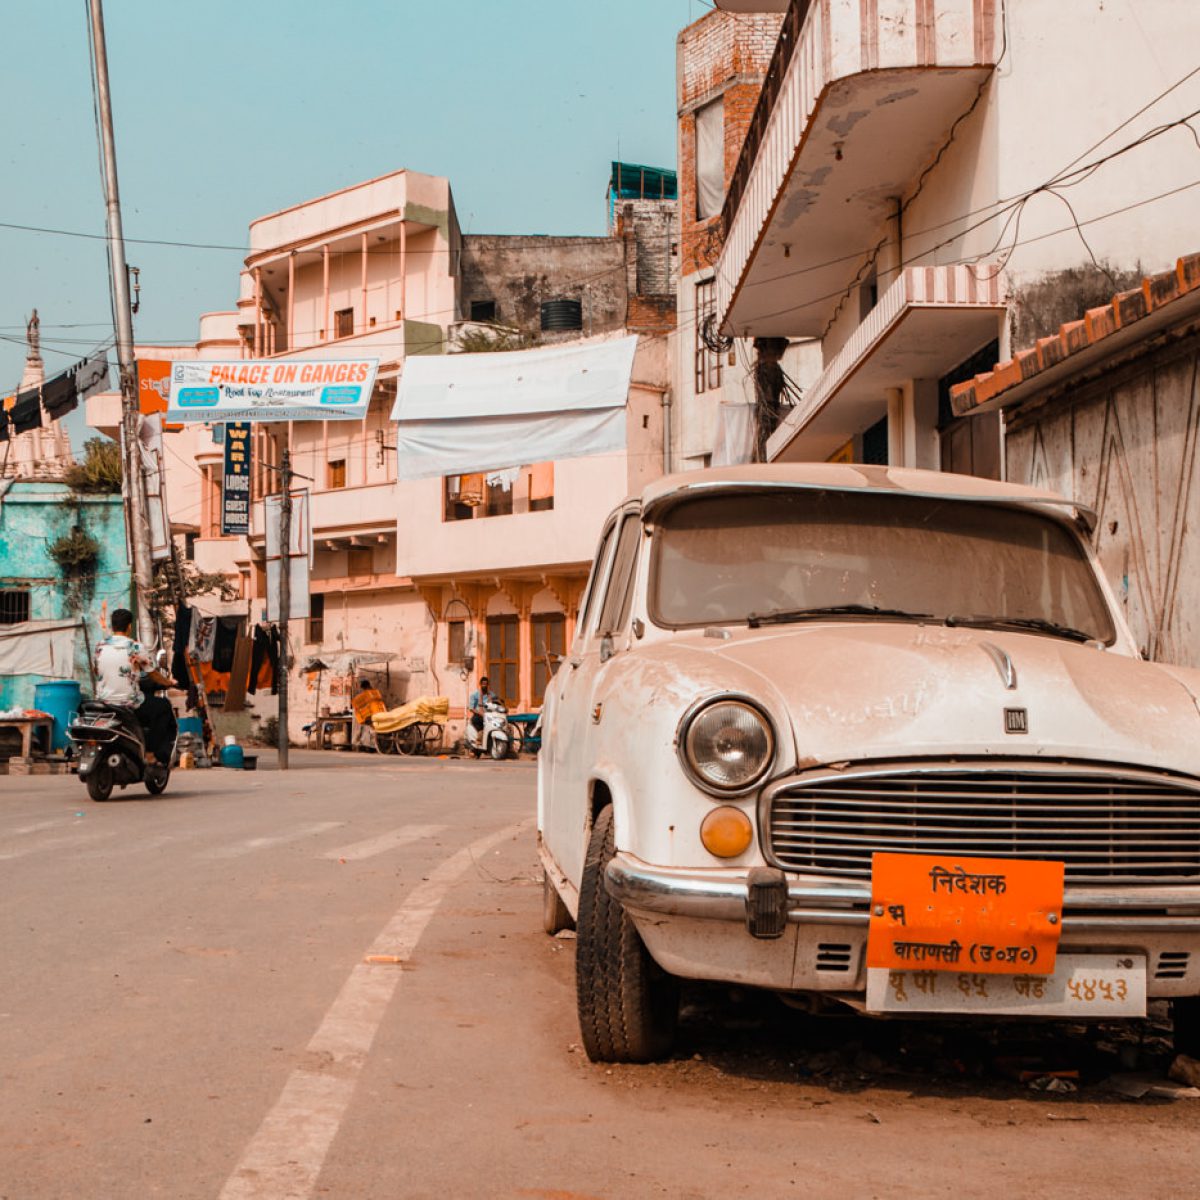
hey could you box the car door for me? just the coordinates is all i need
[542,508,642,889]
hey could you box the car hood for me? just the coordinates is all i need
[661,622,1200,776]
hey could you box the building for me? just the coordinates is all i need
[710,0,1200,474]
[88,167,674,744]
[672,6,821,472]
[950,252,1200,668]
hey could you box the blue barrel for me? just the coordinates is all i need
[33,680,83,752]
[220,743,244,769]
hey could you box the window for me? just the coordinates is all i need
[527,462,554,512]
[531,613,565,706]
[443,471,517,520]
[470,299,496,322]
[597,515,642,636]
[695,280,722,395]
[694,97,725,221]
[577,521,618,642]
[327,459,346,489]
[486,615,520,708]
[334,307,354,339]
[448,620,466,664]
[347,547,373,578]
[183,531,198,561]
[0,588,30,625]
[308,593,325,644]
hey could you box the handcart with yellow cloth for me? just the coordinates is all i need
[371,695,450,755]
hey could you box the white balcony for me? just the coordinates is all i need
[718,0,997,338]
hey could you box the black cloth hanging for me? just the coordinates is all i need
[41,371,78,420]
[10,390,42,433]
[248,624,279,695]
[171,605,193,690]
[75,353,110,401]
[212,617,241,674]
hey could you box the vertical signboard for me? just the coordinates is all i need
[264,489,311,621]
[221,422,251,536]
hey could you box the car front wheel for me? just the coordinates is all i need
[575,804,678,1063]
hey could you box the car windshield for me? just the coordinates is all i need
[651,489,1116,644]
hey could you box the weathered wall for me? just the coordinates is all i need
[0,485,129,709]
[1004,329,1200,666]
[458,235,627,340]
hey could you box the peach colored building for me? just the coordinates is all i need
[89,169,671,745]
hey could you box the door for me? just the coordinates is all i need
[486,615,519,709]
[542,509,641,890]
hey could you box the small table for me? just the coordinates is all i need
[308,714,354,751]
[0,716,54,760]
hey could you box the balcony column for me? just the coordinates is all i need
[287,251,295,351]
[322,243,330,341]
[876,199,903,293]
[253,268,263,357]
[399,220,407,324]
[360,232,369,335]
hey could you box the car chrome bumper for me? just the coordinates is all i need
[605,853,1200,934]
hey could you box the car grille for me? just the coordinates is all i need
[764,764,1200,883]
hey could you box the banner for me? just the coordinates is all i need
[138,413,173,562]
[264,489,311,621]
[221,422,251,536]
[166,358,378,423]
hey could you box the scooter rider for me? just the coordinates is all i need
[468,675,496,734]
[93,608,175,762]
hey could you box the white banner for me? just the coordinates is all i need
[264,490,312,622]
[166,359,379,423]
[138,413,173,561]
[392,335,635,480]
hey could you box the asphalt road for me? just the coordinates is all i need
[1,752,1198,1199]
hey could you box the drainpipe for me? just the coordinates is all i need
[661,389,673,475]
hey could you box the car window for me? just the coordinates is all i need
[597,513,642,636]
[576,520,618,646]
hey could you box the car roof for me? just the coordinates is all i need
[637,463,1094,528]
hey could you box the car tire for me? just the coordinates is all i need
[1173,996,1200,1058]
[86,765,114,802]
[575,804,678,1063]
[543,872,574,935]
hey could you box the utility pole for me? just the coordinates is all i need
[277,450,292,770]
[88,0,155,641]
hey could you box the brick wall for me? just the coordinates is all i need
[676,10,783,278]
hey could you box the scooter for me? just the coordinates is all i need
[465,697,512,761]
[68,677,177,802]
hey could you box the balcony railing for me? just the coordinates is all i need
[720,0,811,242]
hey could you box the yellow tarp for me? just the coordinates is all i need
[372,694,450,733]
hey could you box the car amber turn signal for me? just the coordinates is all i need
[700,806,754,859]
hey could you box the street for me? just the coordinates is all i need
[0,755,1195,1198]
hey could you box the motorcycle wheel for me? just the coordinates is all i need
[145,764,170,796]
[86,765,114,802]
[490,737,508,761]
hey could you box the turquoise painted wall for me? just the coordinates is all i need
[0,483,131,709]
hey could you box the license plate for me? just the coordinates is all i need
[865,954,1146,1016]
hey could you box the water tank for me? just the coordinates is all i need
[34,680,82,752]
[540,299,583,332]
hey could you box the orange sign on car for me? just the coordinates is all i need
[867,852,1065,976]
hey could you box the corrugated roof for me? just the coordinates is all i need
[950,252,1200,416]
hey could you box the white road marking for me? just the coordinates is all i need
[320,823,446,862]
[0,830,118,861]
[218,819,528,1200]
[204,822,344,860]
[12,819,71,836]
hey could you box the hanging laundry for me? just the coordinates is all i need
[41,371,78,421]
[75,353,110,401]
[212,617,242,674]
[248,624,279,695]
[486,466,520,490]
[171,605,193,690]
[10,390,42,434]
[192,615,217,663]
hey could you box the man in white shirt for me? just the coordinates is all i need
[93,608,175,760]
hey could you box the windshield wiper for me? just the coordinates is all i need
[746,604,934,629]
[943,614,1096,643]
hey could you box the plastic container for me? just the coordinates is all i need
[219,742,245,769]
[178,716,203,739]
[33,680,83,752]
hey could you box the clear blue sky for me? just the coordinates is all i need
[1,0,706,438]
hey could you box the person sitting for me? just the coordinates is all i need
[351,678,386,750]
[93,608,176,762]
[468,676,496,734]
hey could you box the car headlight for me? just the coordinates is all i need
[679,698,775,795]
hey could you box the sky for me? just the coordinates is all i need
[1,0,705,443]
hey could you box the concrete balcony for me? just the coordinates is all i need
[767,263,1007,460]
[717,0,997,338]
[250,480,400,544]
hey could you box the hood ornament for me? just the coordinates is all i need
[979,641,1017,690]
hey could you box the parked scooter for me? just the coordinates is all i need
[465,696,512,760]
[68,674,178,802]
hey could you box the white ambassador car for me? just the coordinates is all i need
[538,463,1200,1063]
